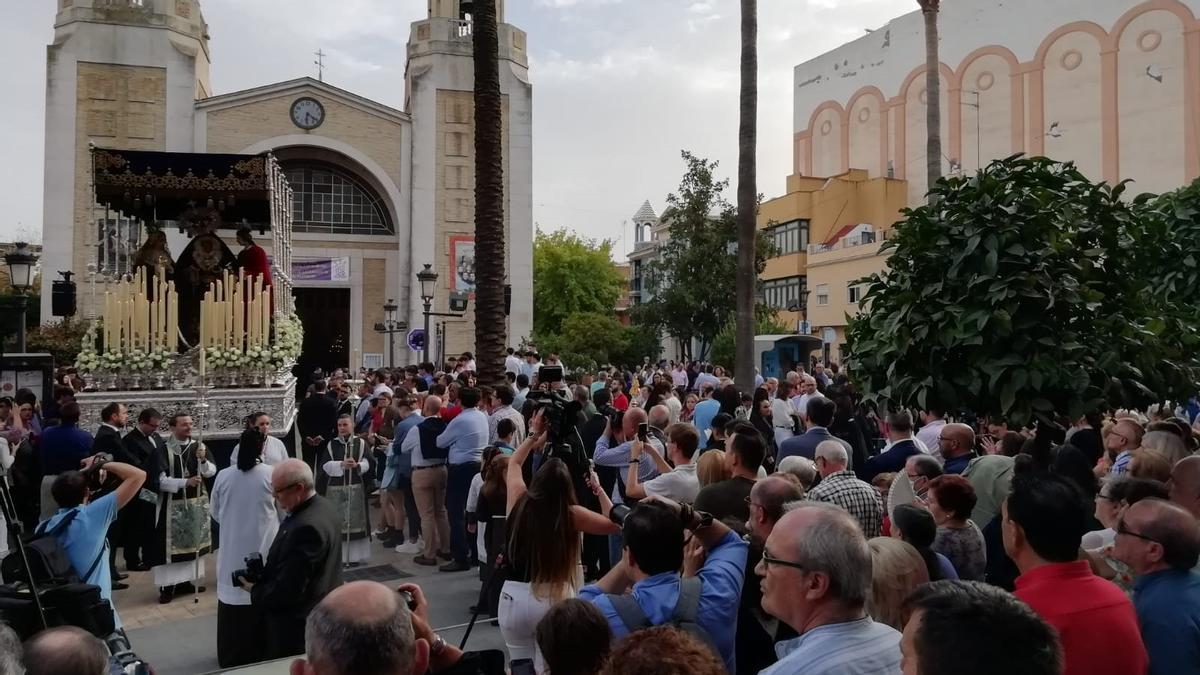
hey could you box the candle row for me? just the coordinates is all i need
[102,267,177,353]
[199,269,272,351]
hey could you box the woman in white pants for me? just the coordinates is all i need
[500,411,620,664]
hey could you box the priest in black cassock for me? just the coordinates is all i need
[113,407,167,572]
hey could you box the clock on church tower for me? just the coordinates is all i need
[290,97,325,130]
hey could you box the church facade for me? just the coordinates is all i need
[40,0,532,370]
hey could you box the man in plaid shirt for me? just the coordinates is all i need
[807,440,883,537]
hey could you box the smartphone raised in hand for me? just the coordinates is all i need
[637,422,649,442]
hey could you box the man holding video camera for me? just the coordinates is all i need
[580,495,748,673]
[39,452,147,630]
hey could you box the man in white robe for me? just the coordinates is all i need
[148,413,215,604]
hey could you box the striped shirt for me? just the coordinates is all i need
[760,617,901,675]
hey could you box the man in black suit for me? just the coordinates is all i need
[241,458,342,659]
[113,407,166,571]
[298,380,339,467]
[776,396,853,467]
[92,402,130,588]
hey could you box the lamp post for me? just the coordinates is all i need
[382,298,400,368]
[417,264,438,364]
[4,243,38,353]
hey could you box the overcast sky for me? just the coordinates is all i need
[0,0,913,255]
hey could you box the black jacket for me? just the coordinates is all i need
[298,394,339,445]
[251,493,343,659]
[93,425,123,461]
[115,427,163,473]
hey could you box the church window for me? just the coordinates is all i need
[283,163,394,236]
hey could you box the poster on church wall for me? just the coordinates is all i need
[449,235,476,297]
[292,257,350,282]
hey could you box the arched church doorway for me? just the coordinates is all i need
[293,287,350,386]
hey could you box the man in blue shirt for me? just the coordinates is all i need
[436,386,489,572]
[38,402,95,520]
[389,393,426,553]
[691,385,721,440]
[580,497,747,673]
[757,502,901,675]
[1113,498,1200,675]
[39,454,147,630]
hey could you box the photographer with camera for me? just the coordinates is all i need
[210,428,279,668]
[38,452,146,631]
[499,410,620,667]
[241,459,343,659]
[579,494,748,673]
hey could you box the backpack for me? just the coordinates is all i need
[1,509,105,587]
[606,576,720,658]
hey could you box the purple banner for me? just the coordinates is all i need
[291,257,350,281]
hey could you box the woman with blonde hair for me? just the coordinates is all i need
[696,449,731,487]
[1140,430,1189,466]
[1129,448,1173,483]
[866,537,930,630]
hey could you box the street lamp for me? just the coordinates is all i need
[4,243,38,353]
[379,298,401,368]
[417,264,438,364]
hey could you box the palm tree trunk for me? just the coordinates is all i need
[922,1,942,199]
[734,0,757,386]
[472,0,506,387]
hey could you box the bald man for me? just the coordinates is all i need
[24,626,107,675]
[747,475,804,546]
[1112,499,1200,675]
[402,395,452,565]
[938,423,976,474]
[292,580,426,675]
[1170,456,1200,519]
[242,458,343,659]
[1106,418,1145,476]
[594,405,662,496]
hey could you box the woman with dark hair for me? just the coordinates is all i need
[500,411,620,663]
[890,503,955,582]
[718,384,741,418]
[926,475,987,581]
[749,388,777,461]
[469,448,509,617]
[536,598,613,675]
[210,428,278,667]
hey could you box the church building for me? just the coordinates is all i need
[40,0,533,371]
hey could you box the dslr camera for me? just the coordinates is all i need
[81,453,113,492]
[232,552,264,588]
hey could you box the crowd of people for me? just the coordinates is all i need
[2,350,1200,675]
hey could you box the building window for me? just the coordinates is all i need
[765,220,810,256]
[847,283,863,304]
[815,283,829,306]
[283,163,394,236]
[761,275,807,310]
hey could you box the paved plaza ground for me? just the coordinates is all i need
[120,501,505,674]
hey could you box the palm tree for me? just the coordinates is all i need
[919,0,942,200]
[734,0,758,385]
[472,0,506,386]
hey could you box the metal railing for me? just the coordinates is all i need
[808,229,889,255]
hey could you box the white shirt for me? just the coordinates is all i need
[401,418,442,467]
[229,435,289,467]
[914,419,946,462]
[505,354,523,376]
[641,462,700,504]
[209,463,279,605]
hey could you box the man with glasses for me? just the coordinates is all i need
[1112,498,1200,675]
[936,423,976,475]
[739,475,804,675]
[239,458,343,659]
[756,502,901,675]
[1004,473,1146,675]
[1105,418,1145,476]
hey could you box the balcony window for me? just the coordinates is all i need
[815,283,829,306]
[766,220,809,256]
[761,275,807,310]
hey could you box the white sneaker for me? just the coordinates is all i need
[394,539,423,554]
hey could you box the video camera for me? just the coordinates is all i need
[525,366,590,484]
[232,552,265,588]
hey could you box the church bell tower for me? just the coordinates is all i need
[41,0,212,321]
[404,0,532,359]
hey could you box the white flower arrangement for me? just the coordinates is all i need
[267,315,303,369]
[76,321,102,373]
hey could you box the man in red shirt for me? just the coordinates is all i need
[1003,472,1148,675]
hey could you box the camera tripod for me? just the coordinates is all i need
[0,468,50,631]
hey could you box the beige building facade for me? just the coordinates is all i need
[40,0,533,371]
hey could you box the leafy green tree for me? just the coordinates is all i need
[533,229,625,338]
[846,155,1200,426]
[538,311,630,373]
[635,151,774,363]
